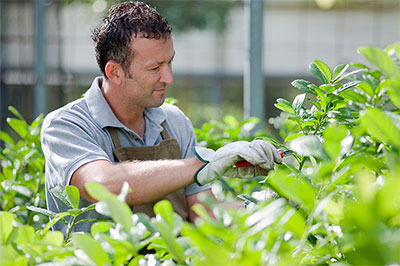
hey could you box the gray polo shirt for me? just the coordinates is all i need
[41,77,210,235]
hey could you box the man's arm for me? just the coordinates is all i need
[70,158,205,205]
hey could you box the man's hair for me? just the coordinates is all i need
[92,1,172,78]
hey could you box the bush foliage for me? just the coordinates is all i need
[1,44,400,265]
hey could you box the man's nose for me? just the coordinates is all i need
[160,66,173,85]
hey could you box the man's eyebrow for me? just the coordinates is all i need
[155,52,175,65]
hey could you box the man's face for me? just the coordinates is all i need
[122,36,175,109]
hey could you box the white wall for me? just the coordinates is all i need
[59,2,400,77]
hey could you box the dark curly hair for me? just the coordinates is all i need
[92,1,172,78]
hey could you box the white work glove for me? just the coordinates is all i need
[194,139,282,185]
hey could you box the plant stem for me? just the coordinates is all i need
[298,158,306,171]
[65,215,78,243]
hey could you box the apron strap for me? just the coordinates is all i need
[160,124,171,140]
[107,127,122,148]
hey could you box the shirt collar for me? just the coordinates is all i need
[85,77,123,129]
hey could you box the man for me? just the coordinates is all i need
[41,1,281,236]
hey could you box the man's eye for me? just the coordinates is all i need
[151,66,160,71]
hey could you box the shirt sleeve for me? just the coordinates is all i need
[41,111,112,189]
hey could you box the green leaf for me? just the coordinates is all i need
[68,209,83,216]
[351,63,370,70]
[334,69,365,83]
[245,198,286,235]
[237,194,259,204]
[85,182,115,201]
[314,194,343,224]
[50,186,74,209]
[8,225,34,245]
[0,211,14,244]
[332,64,349,82]
[375,79,390,96]
[165,97,178,105]
[11,185,33,198]
[323,124,348,159]
[42,231,64,246]
[314,60,332,83]
[289,135,327,159]
[91,221,113,236]
[153,201,185,263]
[223,115,239,128]
[282,208,306,238]
[8,106,25,121]
[7,118,29,138]
[154,200,175,228]
[85,183,132,231]
[0,245,24,265]
[103,197,133,233]
[284,133,305,142]
[191,203,212,221]
[388,80,400,109]
[135,213,156,233]
[65,185,80,209]
[41,212,70,234]
[292,93,306,115]
[377,177,400,221]
[384,111,400,131]
[356,82,374,97]
[301,120,317,128]
[268,171,316,213]
[310,62,329,84]
[340,80,361,93]
[394,43,400,58]
[320,84,338,94]
[0,131,15,147]
[216,176,236,193]
[275,98,295,115]
[72,233,111,266]
[276,98,292,106]
[310,100,322,110]
[30,113,44,130]
[360,108,400,147]
[26,206,57,219]
[358,46,400,79]
[291,79,317,95]
[339,89,367,104]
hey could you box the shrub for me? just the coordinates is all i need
[0,107,47,228]
[0,43,399,265]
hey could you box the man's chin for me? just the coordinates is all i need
[150,96,166,108]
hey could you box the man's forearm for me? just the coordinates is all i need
[70,158,205,205]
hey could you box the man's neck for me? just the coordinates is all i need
[101,78,146,138]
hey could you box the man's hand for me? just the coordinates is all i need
[194,139,282,185]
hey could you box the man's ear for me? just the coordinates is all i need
[104,61,125,84]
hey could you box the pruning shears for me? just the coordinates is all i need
[235,149,294,168]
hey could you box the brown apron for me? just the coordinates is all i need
[106,125,189,221]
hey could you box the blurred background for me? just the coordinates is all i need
[0,0,399,133]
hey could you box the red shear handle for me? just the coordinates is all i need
[235,160,253,168]
[235,151,284,168]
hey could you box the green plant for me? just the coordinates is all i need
[27,185,98,243]
[194,115,283,202]
[2,43,400,266]
[265,43,400,265]
[0,211,73,266]
[0,107,46,228]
